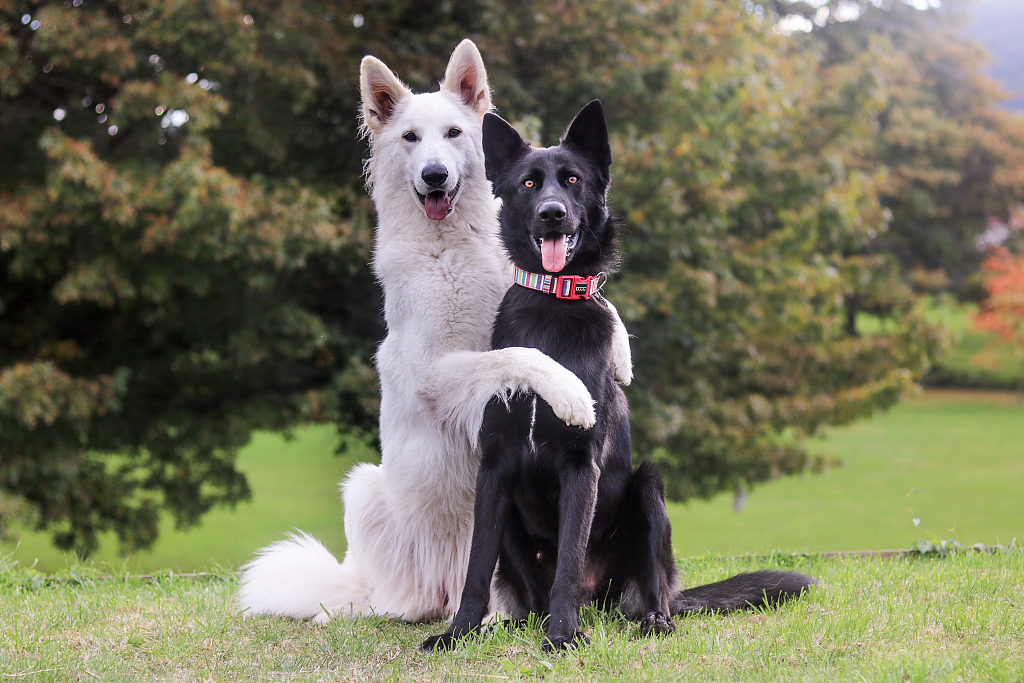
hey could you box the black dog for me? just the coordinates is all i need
[420,101,813,652]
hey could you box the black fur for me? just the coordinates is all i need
[420,101,813,653]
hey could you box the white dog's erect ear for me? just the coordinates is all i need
[441,39,491,116]
[360,55,412,132]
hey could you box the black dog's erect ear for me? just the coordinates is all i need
[483,113,530,186]
[562,100,611,186]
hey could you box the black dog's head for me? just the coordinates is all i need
[483,100,620,277]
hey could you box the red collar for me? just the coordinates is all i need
[512,264,605,301]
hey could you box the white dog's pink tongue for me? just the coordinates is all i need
[542,234,567,272]
[424,191,449,221]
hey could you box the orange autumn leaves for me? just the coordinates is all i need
[975,240,1024,371]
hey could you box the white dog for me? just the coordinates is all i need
[237,40,631,623]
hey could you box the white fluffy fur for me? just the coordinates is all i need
[237,40,631,623]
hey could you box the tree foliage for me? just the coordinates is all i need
[0,0,387,554]
[1,0,1021,554]
[800,0,1024,298]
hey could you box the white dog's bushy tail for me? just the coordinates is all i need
[237,531,370,621]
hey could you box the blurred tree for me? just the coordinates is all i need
[793,0,1024,301]
[471,0,673,141]
[0,0,398,555]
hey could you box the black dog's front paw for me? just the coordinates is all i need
[419,631,460,652]
[639,611,675,636]
[419,623,482,652]
[542,629,589,652]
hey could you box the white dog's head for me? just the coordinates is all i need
[360,40,492,222]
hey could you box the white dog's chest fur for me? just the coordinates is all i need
[376,231,506,355]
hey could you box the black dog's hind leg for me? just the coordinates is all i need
[419,398,530,651]
[611,462,677,635]
[543,454,601,652]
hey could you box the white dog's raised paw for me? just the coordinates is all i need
[544,379,596,429]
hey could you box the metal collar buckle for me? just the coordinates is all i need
[554,274,601,300]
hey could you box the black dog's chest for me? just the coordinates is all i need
[491,287,613,384]
[512,439,601,546]
[515,457,564,521]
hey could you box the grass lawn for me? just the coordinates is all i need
[1,550,1022,682]
[670,390,1024,556]
[3,390,1021,574]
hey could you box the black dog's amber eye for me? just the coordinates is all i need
[402,131,417,142]
[448,128,461,138]
[524,179,534,188]
[568,176,578,184]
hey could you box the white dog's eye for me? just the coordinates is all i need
[448,128,461,138]
[524,179,534,188]
[568,176,578,185]
[402,131,417,142]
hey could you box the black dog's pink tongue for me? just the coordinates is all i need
[424,190,449,220]
[542,234,567,272]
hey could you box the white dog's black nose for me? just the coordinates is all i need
[538,201,566,224]
[422,164,449,188]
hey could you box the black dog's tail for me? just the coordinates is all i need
[670,570,815,616]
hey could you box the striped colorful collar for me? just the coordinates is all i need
[512,264,605,301]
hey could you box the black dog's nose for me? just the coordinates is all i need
[421,164,448,188]
[538,201,566,224]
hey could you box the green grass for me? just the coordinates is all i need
[1,550,1022,682]
[3,390,1021,573]
[669,390,1024,556]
